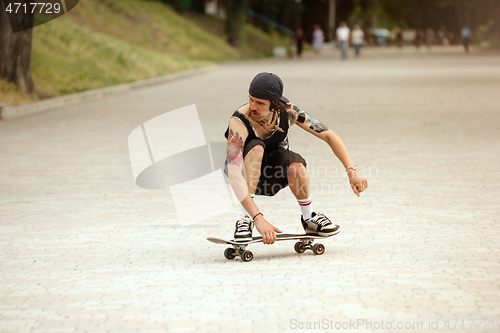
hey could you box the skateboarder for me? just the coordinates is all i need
[225,73,367,245]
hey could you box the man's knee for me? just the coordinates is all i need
[288,162,307,179]
[245,144,264,161]
[244,144,265,177]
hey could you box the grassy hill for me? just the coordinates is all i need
[1,0,290,106]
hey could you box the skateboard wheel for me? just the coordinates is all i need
[241,250,253,262]
[294,242,305,253]
[224,248,236,260]
[312,243,325,255]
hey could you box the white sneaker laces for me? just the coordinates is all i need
[312,213,330,227]
[236,218,251,232]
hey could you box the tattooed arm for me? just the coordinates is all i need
[287,104,368,196]
[226,118,249,201]
[287,104,330,136]
[227,118,282,243]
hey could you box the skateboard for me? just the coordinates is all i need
[207,228,341,262]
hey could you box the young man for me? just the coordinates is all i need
[351,24,365,57]
[225,73,367,245]
[461,26,472,53]
[336,22,350,60]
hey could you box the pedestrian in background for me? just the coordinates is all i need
[312,24,324,55]
[461,26,472,53]
[447,31,455,45]
[426,28,435,50]
[415,29,424,49]
[351,24,364,57]
[366,29,375,46]
[294,28,305,58]
[441,28,450,45]
[395,28,403,49]
[336,21,350,60]
[437,28,445,45]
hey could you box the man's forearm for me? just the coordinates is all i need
[324,130,354,169]
[322,130,367,196]
[227,165,261,218]
[240,194,260,219]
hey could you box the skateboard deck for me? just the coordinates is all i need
[207,228,341,262]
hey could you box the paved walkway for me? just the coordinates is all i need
[1,45,499,332]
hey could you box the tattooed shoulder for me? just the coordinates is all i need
[285,104,301,125]
[307,116,329,133]
[228,129,243,145]
[292,105,307,124]
[227,129,244,165]
[287,109,297,124]
[292,106,329,133]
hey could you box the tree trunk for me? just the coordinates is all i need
[191,0,205,14]
[173,0,182,13]
[294,1,302,31]
[225,0,247,47]
[0,0,35,95]
[493,1,500,40]
[328,0,336,41]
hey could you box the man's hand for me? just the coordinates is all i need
[254,216,282,244]
[348,170,368,197]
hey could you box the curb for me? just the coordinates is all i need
[0,65,216,121]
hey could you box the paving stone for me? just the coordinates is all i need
[1,45,499,332]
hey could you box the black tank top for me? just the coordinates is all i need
[224,110,289,152]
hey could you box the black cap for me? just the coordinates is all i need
[249,72,289,103]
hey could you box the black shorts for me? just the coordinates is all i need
[243,139,307,196]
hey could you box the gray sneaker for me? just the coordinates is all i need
[234,215,254,242]
[301,212,340,236]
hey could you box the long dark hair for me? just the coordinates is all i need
[270,99,288,113]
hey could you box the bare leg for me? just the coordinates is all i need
[288,162,310,200]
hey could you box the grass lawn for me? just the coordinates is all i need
[1,0,291,106]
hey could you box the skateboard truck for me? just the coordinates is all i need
[294,239,325,255]
[224,244,253,262]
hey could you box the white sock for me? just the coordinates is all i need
[240,194,255,217]
[298,196,313,219]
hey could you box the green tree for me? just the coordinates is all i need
[380,0,499,36]
[225,0,248,47]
